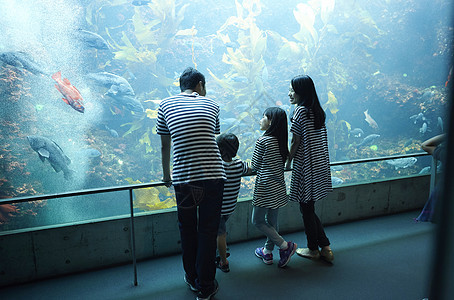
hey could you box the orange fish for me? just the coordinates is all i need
[52,71,85,113]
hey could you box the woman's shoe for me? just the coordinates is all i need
[320,248,334,262]
[296,248,320,260]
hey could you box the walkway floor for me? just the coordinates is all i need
[2,210,435,300]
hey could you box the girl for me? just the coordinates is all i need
[252,107,297,268]
[286,75,334,262]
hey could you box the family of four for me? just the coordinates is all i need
[156,67,333,300]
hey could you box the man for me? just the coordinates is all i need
[156,67,225,300]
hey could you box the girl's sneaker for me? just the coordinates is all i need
[255,247,273,264]
[278,241,297,268]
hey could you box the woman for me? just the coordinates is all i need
[286,75,334,262]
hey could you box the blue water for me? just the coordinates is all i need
[0,0,451,229]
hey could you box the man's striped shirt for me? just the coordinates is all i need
[156,92,226,185]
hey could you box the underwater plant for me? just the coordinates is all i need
[125,177,176,211]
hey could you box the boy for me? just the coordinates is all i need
[216,133,251,272]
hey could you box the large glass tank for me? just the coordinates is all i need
[0,0,451,229]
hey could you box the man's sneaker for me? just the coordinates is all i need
[255,247,273,265]
[184,274,198,292]
[296,248,321,260]
[278,241,297,268]
[196,279,219,300]
[215,259,230,273]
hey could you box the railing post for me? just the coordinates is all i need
[129,188,138,286]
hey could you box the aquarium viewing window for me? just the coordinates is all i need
[0,0,451,229]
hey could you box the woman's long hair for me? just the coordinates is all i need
[263,107,289,163]
[291,75,326,129]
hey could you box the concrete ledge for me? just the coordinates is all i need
[0,175,430,286]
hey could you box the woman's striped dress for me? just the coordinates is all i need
[289,106,332,203]
[251,135,288,209]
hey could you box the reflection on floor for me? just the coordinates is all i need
[2,210,434,300]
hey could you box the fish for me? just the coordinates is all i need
[106,83,135,97]
[419,122,428,134]
[438,117,443,132]
[82,148,102,158]
[127,70,137,81]
[0,204,17,223]
[349,128,364,138]
[52,71,85,113]
[357,134,380,146]
[86,72,142,112]
[132,0,151,6]
[364,110,378,129]
[418,166,431,175]
[105,89,144,113]
[386,157,417,170]
[27,135,74,180]
[75,29,109,50]
[420,91,434,103]
[86,72,135,94]
[330,166,344,172]
[409,112,426,124]
[331,176,344,186]
[0,51,49,76]
[105,125,119,138]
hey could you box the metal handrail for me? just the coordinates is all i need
[329,152,429,166]
[0,151,431,286]
[0,152,430,206]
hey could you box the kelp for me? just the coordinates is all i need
[138,128,153,153]
[125,178,176,211]
[324,91,339,114]
[214,0,268,107]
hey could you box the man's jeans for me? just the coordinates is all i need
[174,179,224,293]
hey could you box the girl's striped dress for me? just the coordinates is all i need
[251,135,288,209]
[289,106,332,203]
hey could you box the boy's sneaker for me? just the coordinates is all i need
[184,274,198,292]
[255,247,273,265]
[278,241,297,268]
[196,279,219,300]
[215,259,230,273]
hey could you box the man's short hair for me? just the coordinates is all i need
[179,67,205,91]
